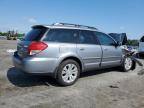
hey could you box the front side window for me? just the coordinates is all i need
[78,30,98,44]
[43,29,78,43]
[95,32,116,46]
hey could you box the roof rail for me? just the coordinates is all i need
[52,23,97,30]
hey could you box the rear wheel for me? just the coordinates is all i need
[121,57,133,72]
[57,60,80,86]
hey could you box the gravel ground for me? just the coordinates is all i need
[0,40,144,108]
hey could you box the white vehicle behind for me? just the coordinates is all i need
[139,36,144,55]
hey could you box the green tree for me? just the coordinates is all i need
[127,39,139,46]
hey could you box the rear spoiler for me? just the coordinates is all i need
[32,25,48,29]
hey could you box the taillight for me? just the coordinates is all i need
[28,41,48,55]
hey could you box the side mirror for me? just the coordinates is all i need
[110,42,120,47]
[116,41,121,46]
[116,41,121,47]
[112,41,120,47]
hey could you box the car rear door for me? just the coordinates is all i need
[76,30,102,71]
[42,28,78,58]
[95,32,122,67]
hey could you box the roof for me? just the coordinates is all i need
[32,23,98,31]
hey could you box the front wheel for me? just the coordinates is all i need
[121,57,133,72]
[57,60,80,86]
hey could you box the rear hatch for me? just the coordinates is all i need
[17,26,48,58]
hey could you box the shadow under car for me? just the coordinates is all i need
[7,67,121,87]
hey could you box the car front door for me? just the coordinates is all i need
[76,30,102,71]
[95,32,122,67]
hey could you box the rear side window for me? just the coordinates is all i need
[140,36,144,42]
[24,27,47,41]
[43,29,78,43]
[95,32,116,46]
[78,30,98,44]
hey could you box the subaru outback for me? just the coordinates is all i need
[13,23,134,86]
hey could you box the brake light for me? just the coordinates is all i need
[28,41,48,55]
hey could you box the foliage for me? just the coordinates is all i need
[0,31,24,37]
[126,39,139,46]
[0,32,8,36]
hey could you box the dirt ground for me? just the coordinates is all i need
[0,40,144,108]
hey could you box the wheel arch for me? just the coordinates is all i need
[53,56,83,78]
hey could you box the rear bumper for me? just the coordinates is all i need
[13,52,58,74]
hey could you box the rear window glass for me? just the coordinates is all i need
[43,29,78,43]
[140,36,144,42]
[23,27,47,41]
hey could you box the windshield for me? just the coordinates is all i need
[23,27,47,41]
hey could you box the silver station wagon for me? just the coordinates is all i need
[13,23,134,86]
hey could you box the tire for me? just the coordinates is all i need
[57,59,80,86]
[121,57,133,72]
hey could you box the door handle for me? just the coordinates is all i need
[80,48,85,51]
[104,48,108,51]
